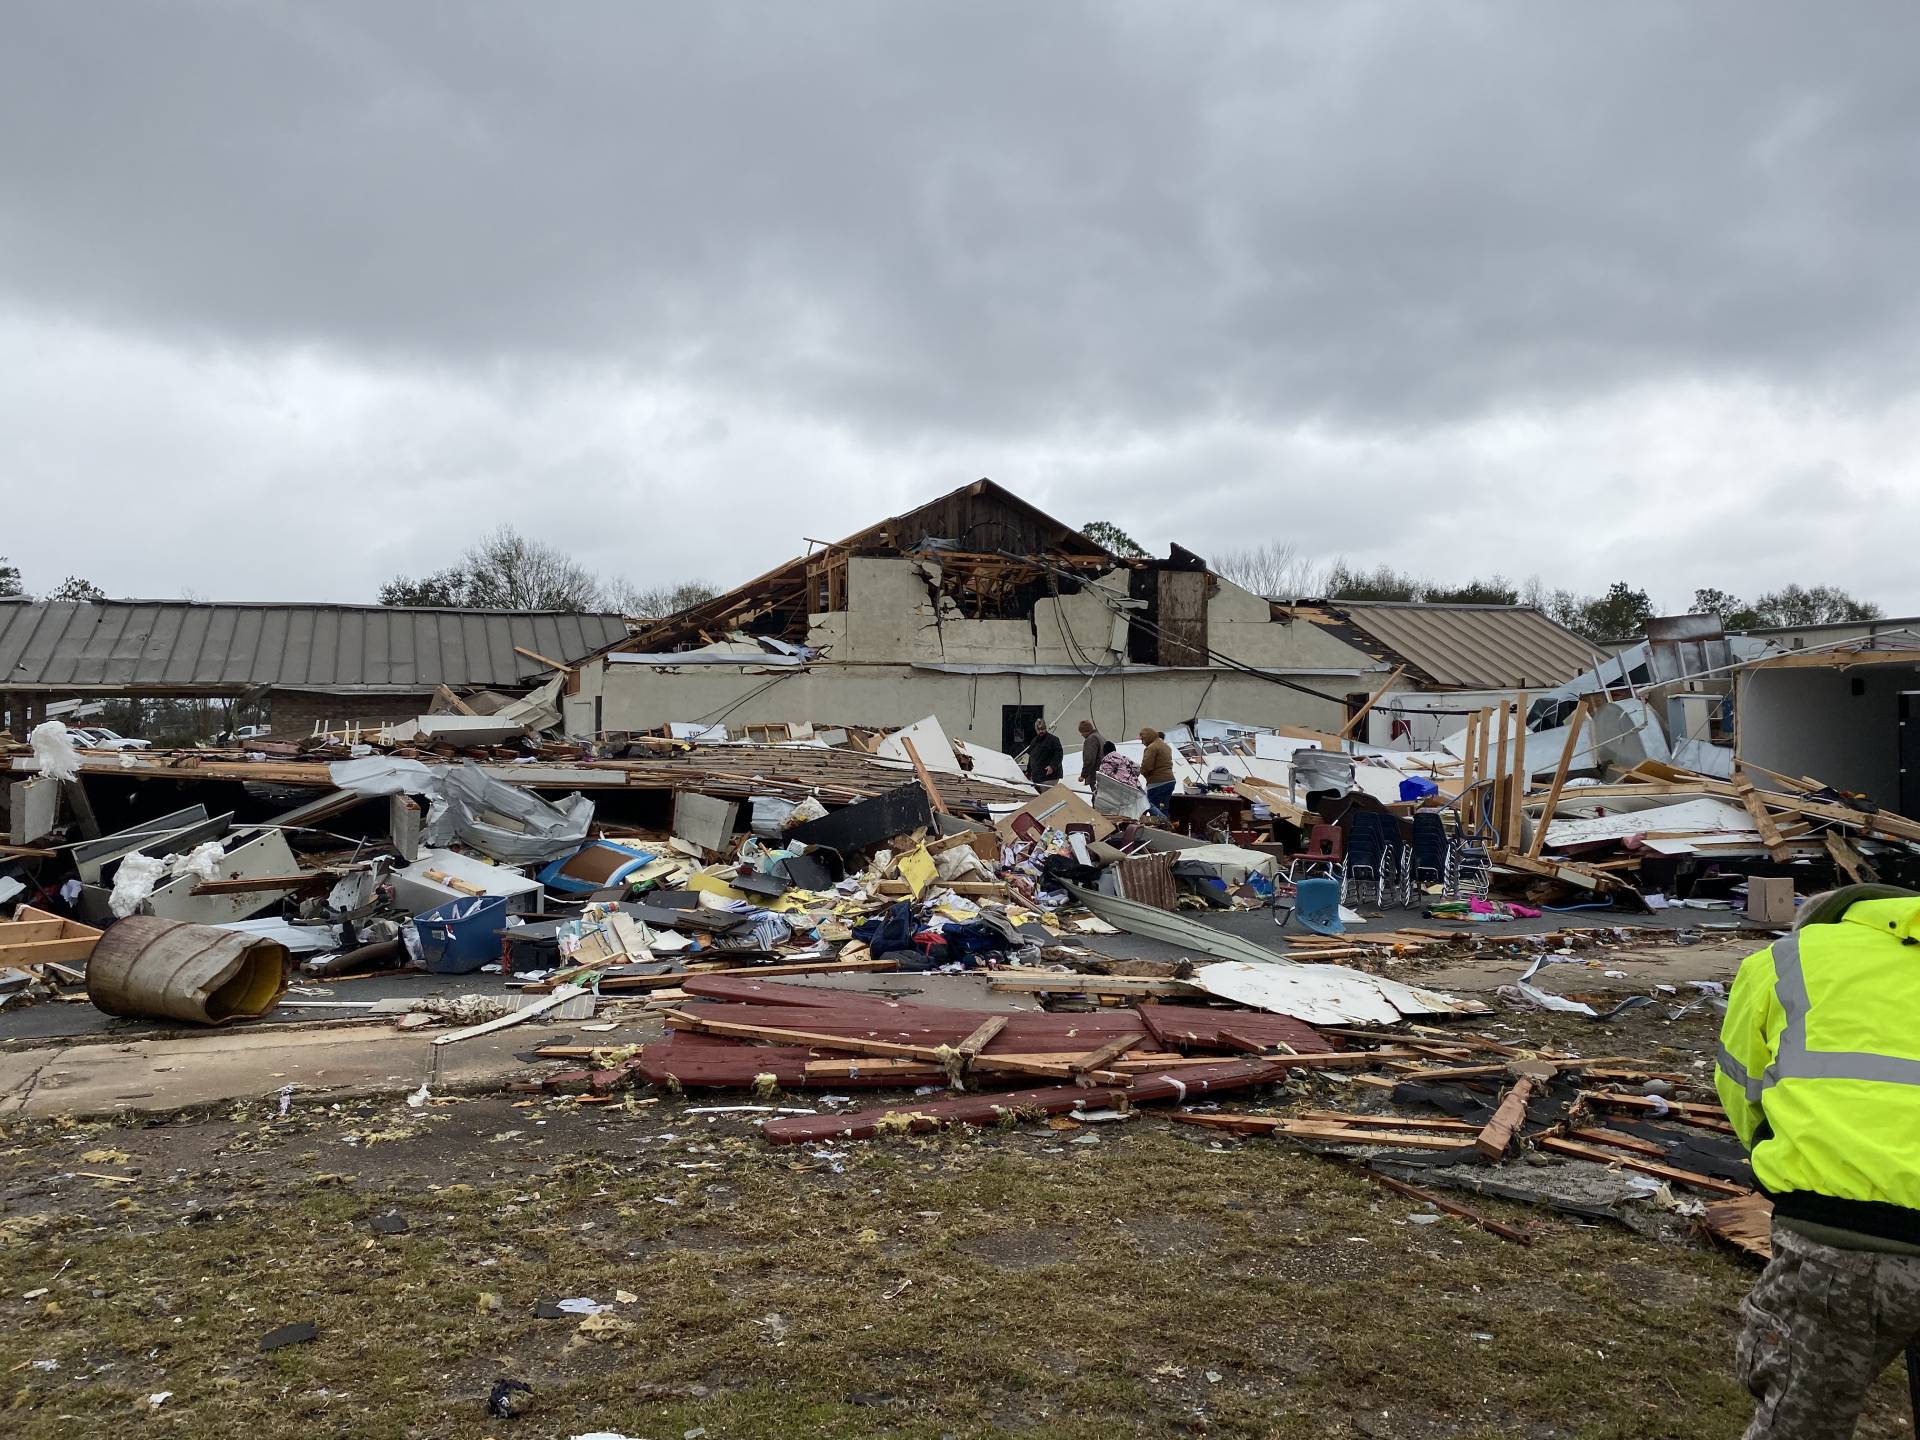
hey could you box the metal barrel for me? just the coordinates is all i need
[86,916,289,1025]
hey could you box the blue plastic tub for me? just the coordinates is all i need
[411,894,509,974]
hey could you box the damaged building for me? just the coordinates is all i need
[566,480,1609,756]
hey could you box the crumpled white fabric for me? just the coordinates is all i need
[29,721,80,781]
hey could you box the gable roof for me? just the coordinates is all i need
[609,477,1117,654]
[0,600,630,695]
[1306,600,1603,690]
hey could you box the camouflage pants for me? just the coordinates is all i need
[1738,1226,1920,1439]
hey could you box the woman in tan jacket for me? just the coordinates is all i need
[1138,727,1176,819]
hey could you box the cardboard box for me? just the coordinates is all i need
[1745,876,1796,927]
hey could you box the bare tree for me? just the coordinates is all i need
[604,578,721,619]
[1209,542,1322,599]
[379,527,605,612]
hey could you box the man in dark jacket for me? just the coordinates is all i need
[1078,719,1105,779]
[1025,719,1063,785]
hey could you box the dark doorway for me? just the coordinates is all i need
[1002,704,1046,760]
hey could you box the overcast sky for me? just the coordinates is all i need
[6,3,1919,612]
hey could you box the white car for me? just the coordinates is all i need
[69,726,152,750]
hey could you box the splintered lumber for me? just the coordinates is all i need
[1701,1192,1774,1261]
[988,973,1197,998]
[1397,1056,1644,1084]
[1734,776,1791,861]
[1295,1110,1479,1132]
[1067,1033,1142,1074]
[1337,664,1407,739]
[189,872,337,895]
[898,736,951,815]
[1492,849,1616,893]
[1526,697,1590,858]
[1356,1167,1534,1245]
[952,1016,1008,1062]
[1564,1125,1670,1159]
[1824,830,1878,884]
[1170,1113,1479,1150]
[1579,1090,1735,1132]
[762,1058,1284,1143]
[663,1010,1127,1086]
[1474,1075,1538,1159]
[874,880,1007,897]
[1535,1136,1749,1195]
[524,957,896,994]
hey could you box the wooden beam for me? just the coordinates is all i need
[1506,691,1529,848]
[513,645,576,675]
[1337,664,1407,741]
[1474,1075,1537,1159]
[433,684,478,716]
[1169,1113,1478,1150]
[1491,700,1511,844]
[662,1009,1126,1086]
[1525,697,1590,859]
[1733,774,1791,861]
[898,736,951,815]
[1067,1033,1143,1075]
[1824,829,1878,884]
[1353,1167,1533,1244]
[1535,1136,1749,1196]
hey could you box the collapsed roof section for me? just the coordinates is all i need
[609,478,1129,655]
[1297,600,1603,692]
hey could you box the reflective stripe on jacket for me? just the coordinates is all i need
[1716,885,1920,1243]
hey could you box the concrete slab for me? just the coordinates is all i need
[0,1021,542,1120]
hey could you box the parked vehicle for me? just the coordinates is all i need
[69,726,152,750]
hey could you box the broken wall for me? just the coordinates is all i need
[589,662,1358,747]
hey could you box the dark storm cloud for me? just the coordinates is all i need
[6,2,1918,437]
[4,2,1920,609]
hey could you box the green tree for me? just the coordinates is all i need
[1689,587,1765,629]
[0,558,20,597]
[1751,584,1881,627]
[1081,521,1147,558]
[378,567,472,607]
[1324,563,1421,601]
[48,576,105,602]
[1426,577,1520,606]
[1570,581,1656,642]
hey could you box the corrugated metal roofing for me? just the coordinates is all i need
[1327,601,1603,690]
[0,601,630,694]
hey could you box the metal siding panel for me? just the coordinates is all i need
[463,612,499,686]
[160,608,208,684]
[387,612,420,687]
[280,611,313,686]
[431,613,463,688]
[137,608,185,686]
[363,610,391,687]
[196,608,237,684]
[310,608,341,687]
[227,608,265,682]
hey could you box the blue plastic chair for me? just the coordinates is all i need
[1276,875,1343,934]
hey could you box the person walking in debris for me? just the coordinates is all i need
[1138,727,1176,819]
[1078,719,1105,780]
[1715,884,1920,1439]
[1025,719,1063,785]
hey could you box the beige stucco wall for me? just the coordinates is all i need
[560,561,1398,741]
[577,660,1375,745]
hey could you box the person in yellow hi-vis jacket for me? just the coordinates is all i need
[1716,885,1920,1438]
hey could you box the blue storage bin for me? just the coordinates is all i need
[411,894,509,974]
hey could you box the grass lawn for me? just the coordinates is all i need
[1,1079,1912,1437]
